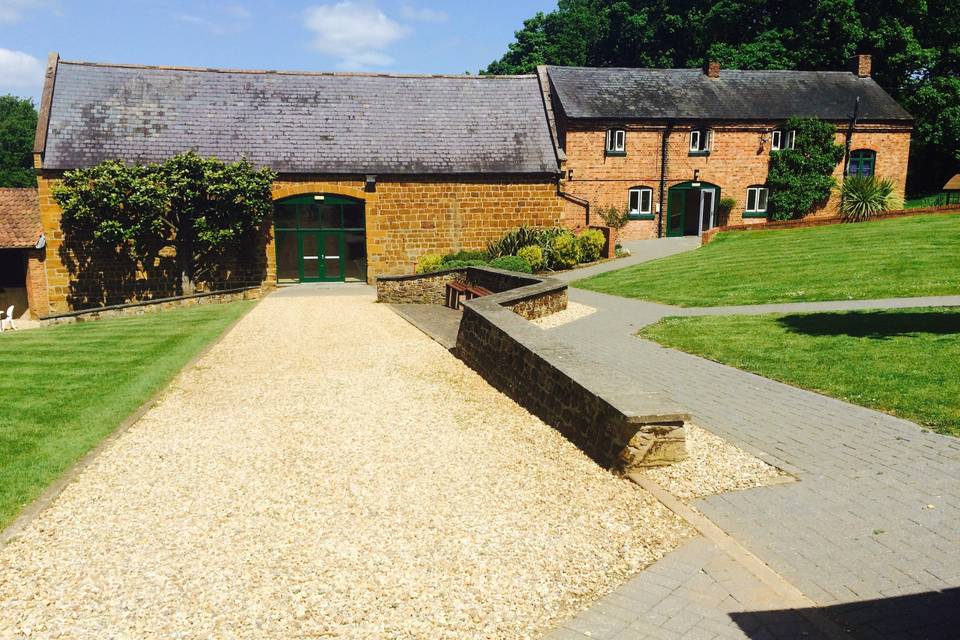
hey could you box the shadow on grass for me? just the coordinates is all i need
[777,310,960,339]
[730,587,960,639]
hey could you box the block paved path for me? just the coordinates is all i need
[542,283,960,639]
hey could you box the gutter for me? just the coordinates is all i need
[557,183,590,226]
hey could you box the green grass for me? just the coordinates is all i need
[639,308,960,436]
[904,193,949,209]
[0,301,254,530]
[574,213,960,306]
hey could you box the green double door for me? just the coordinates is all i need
[298,231,344,282]
[274,194,367,283]
[666,182,720,237]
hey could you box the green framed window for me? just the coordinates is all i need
[847,149,876,177]
[628,186,654,219]
[744,186,769,217]
[605,128,626,156]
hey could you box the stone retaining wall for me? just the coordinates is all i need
[455,275,687,470]
[376,269,468,305]
[40,286,264,325]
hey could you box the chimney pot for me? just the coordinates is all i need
[703,60,720,78]
[851,54,872,78]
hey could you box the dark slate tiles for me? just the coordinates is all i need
[43,62,560,174]
[546,66,912,122]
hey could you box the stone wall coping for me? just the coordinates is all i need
[39,286,263,320]
[460,271,690,426]
[375,268,468,283]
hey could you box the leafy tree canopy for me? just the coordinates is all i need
[53,152,276,294]
[486,0,959,193]
[0,95,38,188]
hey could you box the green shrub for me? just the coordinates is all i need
[487,226,545,258]
[577,229,606,263]
[516,244,544,271]
[550,231,581,269]
[442,249,487,263]
[839,176,902,222]
[717,197,736,226]
[489,255,533,273]
[597,205,629,231]
[443,259,488,269]
[767,117,845,220]
[416,253,445,273]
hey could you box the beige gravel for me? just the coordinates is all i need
[0,290,691,639]
[639,424,791,502]
[530,301,597,329]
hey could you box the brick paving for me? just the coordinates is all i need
[541,283,960,639]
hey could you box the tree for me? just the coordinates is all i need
[485,0,959,194]
[766,117,845,220]
[53,152,276,295]
[0,95,38,187]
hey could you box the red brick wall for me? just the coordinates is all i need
[557,120,912,241]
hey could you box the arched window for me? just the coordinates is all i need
[745,186,769,217]
[628,186,654,219]
[847,149,876,177]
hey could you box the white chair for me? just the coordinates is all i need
[0,305,15,332]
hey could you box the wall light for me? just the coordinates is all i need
[365,175,377,193]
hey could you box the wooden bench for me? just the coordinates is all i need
[444,282,492,309]
[445,281,469,309]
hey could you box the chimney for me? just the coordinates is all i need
[851,54,872,78]
[703,60,720,78]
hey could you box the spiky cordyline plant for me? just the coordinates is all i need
[839,176,902,222]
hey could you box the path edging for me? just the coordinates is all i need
[0,296,263,547]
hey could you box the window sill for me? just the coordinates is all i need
[688,150,711,157]
[742,212,768,218]
[627,213,655,220]
[605,150,627,157]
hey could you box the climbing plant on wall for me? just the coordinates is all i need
[766,117,846,220]
[53,151,276,294]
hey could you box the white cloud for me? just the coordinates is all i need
[0,48,45,87]
[304,2,409,69]
[0,0,50,24]
[400,4,447,23]
[175,4,251,35]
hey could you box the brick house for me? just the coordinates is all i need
[539,56,913,240]
[31,54,564,316]
[24,53,912,316]
[0,188,46,319]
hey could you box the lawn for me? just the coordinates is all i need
[0,301,254,530]
[639,308,960,436]
[575,213,960,306]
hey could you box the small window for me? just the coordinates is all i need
[771,129,795,151]
[847,149,876,177]
[689,128,712,154]
[628,187,653,218]
[745,186,769,216]
[605,128,626,155]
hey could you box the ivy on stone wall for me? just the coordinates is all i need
[766,117,846,220]
[53,152,276,294]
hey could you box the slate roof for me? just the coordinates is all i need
[0,188,41,249]
[547,66,913,122]
[39,60,560,175]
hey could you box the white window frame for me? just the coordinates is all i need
[690,128,712,153]
[606,128,626,153]
[746,187,769,214]
[771,129,795,151]
[628,187,653,216]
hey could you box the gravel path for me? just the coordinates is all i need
[530,302,596,329]
[639,425,790,502]
[0,291,691,639]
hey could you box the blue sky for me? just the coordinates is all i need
[0,0,557,102]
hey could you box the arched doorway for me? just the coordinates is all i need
[666,181,721,237]
[273,194,366,283]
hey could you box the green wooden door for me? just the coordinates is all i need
[274,195,365,283]
[666,187,687,237]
